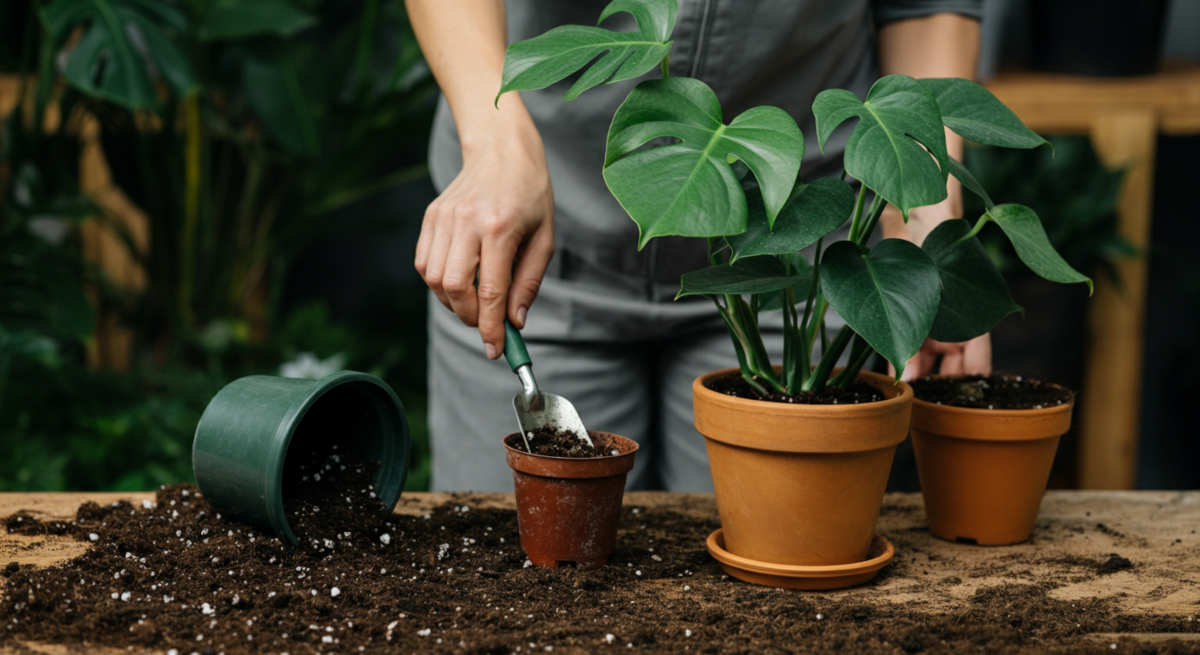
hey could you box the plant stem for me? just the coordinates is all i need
[178,95,202,331]
[847,183,867,243]
[952,210,992,247]
[830,334,873,388]
[855,193,887,247]
[713,297,770,397]
[805,326,854,391]
[660,55,670,79]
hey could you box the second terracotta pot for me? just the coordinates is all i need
[693,368,912,567]
[910,398,1074,545]
[503,431,637,570]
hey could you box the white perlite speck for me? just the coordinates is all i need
[380,533,391,545]
[142,500,153,509]
[331,587,341,598]
[417,628,432,637]
[606,634,615,644]
[89,533,99,542]
[685,629,692,637]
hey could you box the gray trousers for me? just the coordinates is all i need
[428,253,844,492]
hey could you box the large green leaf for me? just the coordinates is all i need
[726,177,855,261]
[243,58,321,155]
[604,77,803,248]
[919,78,1048,150]
[197,2,316,41]
[498,0,676,101]
[986,204,1093,292]
[42,0,196,111]
[822,239,941,379]
[677,256,810,299]
[813,75,948,218]
[923,219,1022,342]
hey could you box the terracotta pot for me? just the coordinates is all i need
[503,431,638,570]
[693,368,912,568]
[910,398,1074,545]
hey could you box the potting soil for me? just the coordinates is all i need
[508,426,607,458]
[910,373,1075,409]
[706,371,885,404]
[3,487,1196,655]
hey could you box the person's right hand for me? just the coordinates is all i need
[414,121,555,361]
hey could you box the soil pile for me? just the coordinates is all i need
[3,488,1197,654]
[706,371,884,404]
[910,373,1075,409]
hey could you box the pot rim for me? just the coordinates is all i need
[503,431,638,479]
[910,396,1074,441]
[693,367,913,453]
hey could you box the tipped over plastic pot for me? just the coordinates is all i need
[192,371,409,545]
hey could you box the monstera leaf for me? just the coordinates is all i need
[196,1,316,41]
[498,0,676,101]
[923,219,1022,342]
[603,77,804,248]
[985,204,1093,292]
[677,256,810,299]
[822,239,941,379]
[726,177,855,261]
[41,0,196,110]
[919,78,1048,150]
[813,75,948,218]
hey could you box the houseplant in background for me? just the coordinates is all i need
[497,0,1090,585]
[0,0,437,492]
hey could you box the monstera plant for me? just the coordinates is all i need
[497,0,1090,396]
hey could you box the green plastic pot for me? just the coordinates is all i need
[192,371,409,545]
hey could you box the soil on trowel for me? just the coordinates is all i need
[507,426,609,458]
[3,488,1196,655]
[706,370,885,404]
[910,373,1075,409]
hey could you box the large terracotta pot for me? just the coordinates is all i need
[693,368,912,568]
[503,431,637,570]
[910,398,1074,545]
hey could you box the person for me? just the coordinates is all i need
[405,0,990,492]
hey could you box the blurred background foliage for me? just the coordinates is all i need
[1,0,434,491]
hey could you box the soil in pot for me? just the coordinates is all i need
[909,373,1075,409]
[508,426,613,458]
[4,489,1196,654]
[705,370,884,404]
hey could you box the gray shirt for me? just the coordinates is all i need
[429,0,983,283]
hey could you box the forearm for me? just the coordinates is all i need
[404,0,540,158]
[877,13,980,242]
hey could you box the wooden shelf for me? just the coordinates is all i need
[985,60,1200,489]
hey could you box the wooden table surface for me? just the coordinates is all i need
[2,491,1198,654]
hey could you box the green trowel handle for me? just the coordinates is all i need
[503,319,532,372]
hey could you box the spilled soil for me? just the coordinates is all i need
[706,370,884,405]
[3,487,1198,655]
[910,373,1075,409]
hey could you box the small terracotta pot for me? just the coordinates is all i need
[910,398,1074,545]
[693,368,912,568]
[503,431,638,570]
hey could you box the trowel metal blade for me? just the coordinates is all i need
[511,392,593,449]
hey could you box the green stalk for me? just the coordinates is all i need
[846,183,867,243]
[952,211,992,247]
[178,95,202,331]
[830,334,873,388]
[660,54,670,79]
[783,286,801,393]
[854,193,887,247]
[713,297,770,397]
[725,293,784,393]
[805,326,854,391]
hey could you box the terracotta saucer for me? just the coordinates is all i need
[705,529,894,590]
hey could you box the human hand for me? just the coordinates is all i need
[414,125,554,360]
[889,334,992,382]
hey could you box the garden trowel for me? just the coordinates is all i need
[503,319,593,452]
